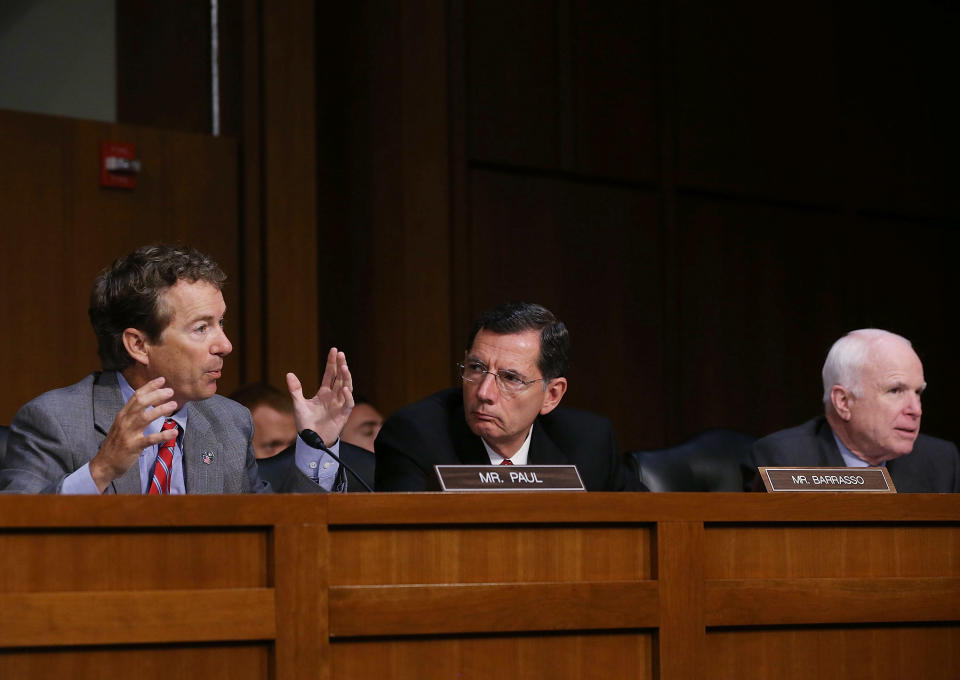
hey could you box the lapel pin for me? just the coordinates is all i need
[201,451,215,465]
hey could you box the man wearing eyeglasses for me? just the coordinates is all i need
[374,302,643,491]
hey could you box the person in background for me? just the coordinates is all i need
[230,383,298,460]
[341,396,383,453]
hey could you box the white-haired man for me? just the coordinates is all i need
[751,329,959,492]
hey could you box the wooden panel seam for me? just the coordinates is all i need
[656,520,706,680]
[329,581,659,637]
[0,587,276,647]
[272,511,329,680]
[326,493,960,526]
[0,495,325,526]
[705,577,960,626]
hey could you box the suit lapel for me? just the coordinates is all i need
[886,448,931,492]
[182,403,224,493]
[528,420,569,465]
[815,418,847,466]
[93,372,141,495]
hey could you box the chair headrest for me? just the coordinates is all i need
[629,428,756,492]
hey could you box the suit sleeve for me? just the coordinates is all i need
[340,443,375,492]
[0,399,74,494]
[236,407,271,494]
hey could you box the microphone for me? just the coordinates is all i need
[299,429,374,492]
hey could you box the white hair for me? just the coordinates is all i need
[821,329,913,405]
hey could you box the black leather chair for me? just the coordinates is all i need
[0,424,9,467]
[629,428,756,492]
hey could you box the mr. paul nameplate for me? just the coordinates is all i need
[433,465,586,492]
[759,466,896,493]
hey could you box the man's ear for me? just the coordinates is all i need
[830,385,853,421]
[539,377,568,416]
[121,328,151,367]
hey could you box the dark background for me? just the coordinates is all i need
[18,0,960,451]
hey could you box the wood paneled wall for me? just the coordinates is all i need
[116,0,323,393]
[0,110,238,424]
[115,0,960,448]
[310,0,958,449]
[7,0,956,452]
[242,0,945,450]
[453,0,960,449]
[312,0,453,412]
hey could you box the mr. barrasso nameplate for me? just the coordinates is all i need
[433,465,586,492]
[759,466,897,493]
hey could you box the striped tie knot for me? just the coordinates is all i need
[149,419,179,495]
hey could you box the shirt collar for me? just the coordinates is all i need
[482,426,534,465]
[832,431,883,468]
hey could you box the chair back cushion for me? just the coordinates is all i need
[630,429,756,492]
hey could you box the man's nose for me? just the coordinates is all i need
[213,327,233,356]
[476,371,498,400]
[905,392,922,417]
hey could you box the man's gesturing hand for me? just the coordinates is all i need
[286,347,355,447]
[89,377,178,493]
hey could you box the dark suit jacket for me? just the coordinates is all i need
[751,416,960,493]
[0,371,277,494]
[374,388,642,491]
[257,441,375,492]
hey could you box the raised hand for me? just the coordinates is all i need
[286,347,355,446]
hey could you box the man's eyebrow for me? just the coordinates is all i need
[887,380,926,392]
[185,312,221,326]
[465,354,529,376]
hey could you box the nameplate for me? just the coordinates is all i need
[759,466,897,493]
[433,465,586,492]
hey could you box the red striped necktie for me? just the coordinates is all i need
[500,459,513,465]
[149,419,179,495]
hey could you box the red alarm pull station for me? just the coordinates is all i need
[100,141,141,189]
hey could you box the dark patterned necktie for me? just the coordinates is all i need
[148,419,178,495]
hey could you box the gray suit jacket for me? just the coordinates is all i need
[751,416,960,493]
[0,371,270,494]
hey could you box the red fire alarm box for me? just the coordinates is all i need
[100,141,141,189]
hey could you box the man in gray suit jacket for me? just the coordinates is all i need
[0,244,356,494]
[751,329,959,493]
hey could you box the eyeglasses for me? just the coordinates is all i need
[457,361,544,396]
